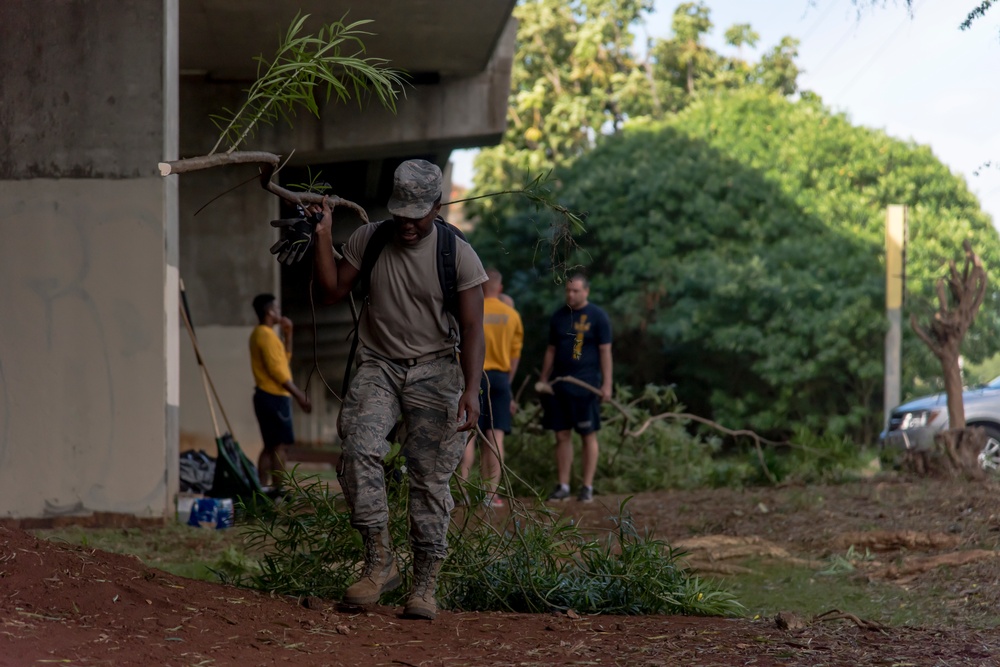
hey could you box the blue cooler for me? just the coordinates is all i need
[187,498,233,529]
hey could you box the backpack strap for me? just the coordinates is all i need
[342,218,467,397]
[435,218,465,321]
[342,220,398,398]
[355,220,399,304]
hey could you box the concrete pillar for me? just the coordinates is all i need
[176,80,281,462]
[0,0,178,519]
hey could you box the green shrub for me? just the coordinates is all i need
[497,384,876,494]
[740,428,878,486]
[226,466,742,617]
[501,384,718,495]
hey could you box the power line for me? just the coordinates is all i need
[808,16,864,77]
[833,0,929,100]
[798,0,840,43]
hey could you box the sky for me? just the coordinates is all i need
[451,0,1000,226]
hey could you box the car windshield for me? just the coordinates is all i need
[983,376,1000,389]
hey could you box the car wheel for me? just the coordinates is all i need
[975,425,1000,473]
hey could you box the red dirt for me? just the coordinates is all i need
[4,478,1000,666]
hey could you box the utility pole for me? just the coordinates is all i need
[884,205,907,431]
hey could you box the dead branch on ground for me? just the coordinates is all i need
[813,609,885,631]
[540,375,782,483]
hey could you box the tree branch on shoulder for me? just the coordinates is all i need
[157,13,403,221]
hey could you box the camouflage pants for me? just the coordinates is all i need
[337,348,465,558]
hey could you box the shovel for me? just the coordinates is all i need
[178,279,267,504]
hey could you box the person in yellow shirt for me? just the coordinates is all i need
[249,293,311,488]
[459,269,523,508]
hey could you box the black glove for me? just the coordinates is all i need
[269,210,322,265]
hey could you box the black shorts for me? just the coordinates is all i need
[542,389,601,435]
[253,388,294,449]
[478,370,512,434]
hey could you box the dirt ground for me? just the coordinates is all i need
[4,476,1000,666]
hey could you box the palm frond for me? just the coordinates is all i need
[209,13,407,155]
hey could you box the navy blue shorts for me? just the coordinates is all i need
[253,388,294,449]
[478,370,512,434]
[542,389,601,435]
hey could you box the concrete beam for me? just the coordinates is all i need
[180,17,516,164]
[181,0,516,81]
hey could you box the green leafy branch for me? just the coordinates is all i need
[159,13,402,222]
[449,172,586,235]
[208,12,406,155]
[960,1,995,29]
[228,468,743,617]
[449,172,588,279]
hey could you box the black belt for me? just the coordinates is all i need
[379,348,456,367]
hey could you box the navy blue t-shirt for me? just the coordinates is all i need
[548,303,612,396]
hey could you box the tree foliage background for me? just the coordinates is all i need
[466,1,1000,443]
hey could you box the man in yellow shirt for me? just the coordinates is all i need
[249,293,311,488]
[460,268,523,508]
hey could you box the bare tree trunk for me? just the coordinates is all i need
[909,240,987,477]
[934,427,986,480]
[643,56,662,118]
[939,343,965,430]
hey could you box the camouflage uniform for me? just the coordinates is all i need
[337,348,466,558]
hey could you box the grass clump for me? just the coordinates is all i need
[446,500,741,615]
[226,461,742,617]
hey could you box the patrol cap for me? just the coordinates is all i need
[387,159,443,218]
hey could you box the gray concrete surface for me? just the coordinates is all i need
[0,178,172,518]
[0,0,515,519]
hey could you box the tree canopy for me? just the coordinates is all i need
[853,0,997,31]
[468,0,799,224]
[472,88,1000,442]
[467,1,1000,442]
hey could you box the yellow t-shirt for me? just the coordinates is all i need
[249,325,292,396]
[483,297,523,373]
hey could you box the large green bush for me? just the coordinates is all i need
[473,90,1000,443]
[492,384,878,495]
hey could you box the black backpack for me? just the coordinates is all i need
[341,217,467,397]
[208,434,267,504]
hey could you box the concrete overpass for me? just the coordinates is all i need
[0,0,515,520]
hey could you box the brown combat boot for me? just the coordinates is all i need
[343,529,401,605]
[403,552,444,620]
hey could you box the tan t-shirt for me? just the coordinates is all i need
[344,221,488,360]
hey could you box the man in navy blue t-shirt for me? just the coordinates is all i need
[538,274,613,502]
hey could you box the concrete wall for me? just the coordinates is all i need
[0,1,514,517]
[0,180,170,517]
[256,17,517,163]
[174,83,284,458]
[176,162,279,460]
[0,1,178,518]
[179,324,260,458]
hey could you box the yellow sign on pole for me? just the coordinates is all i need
[884,205,906,430]
[885,205,906,309]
